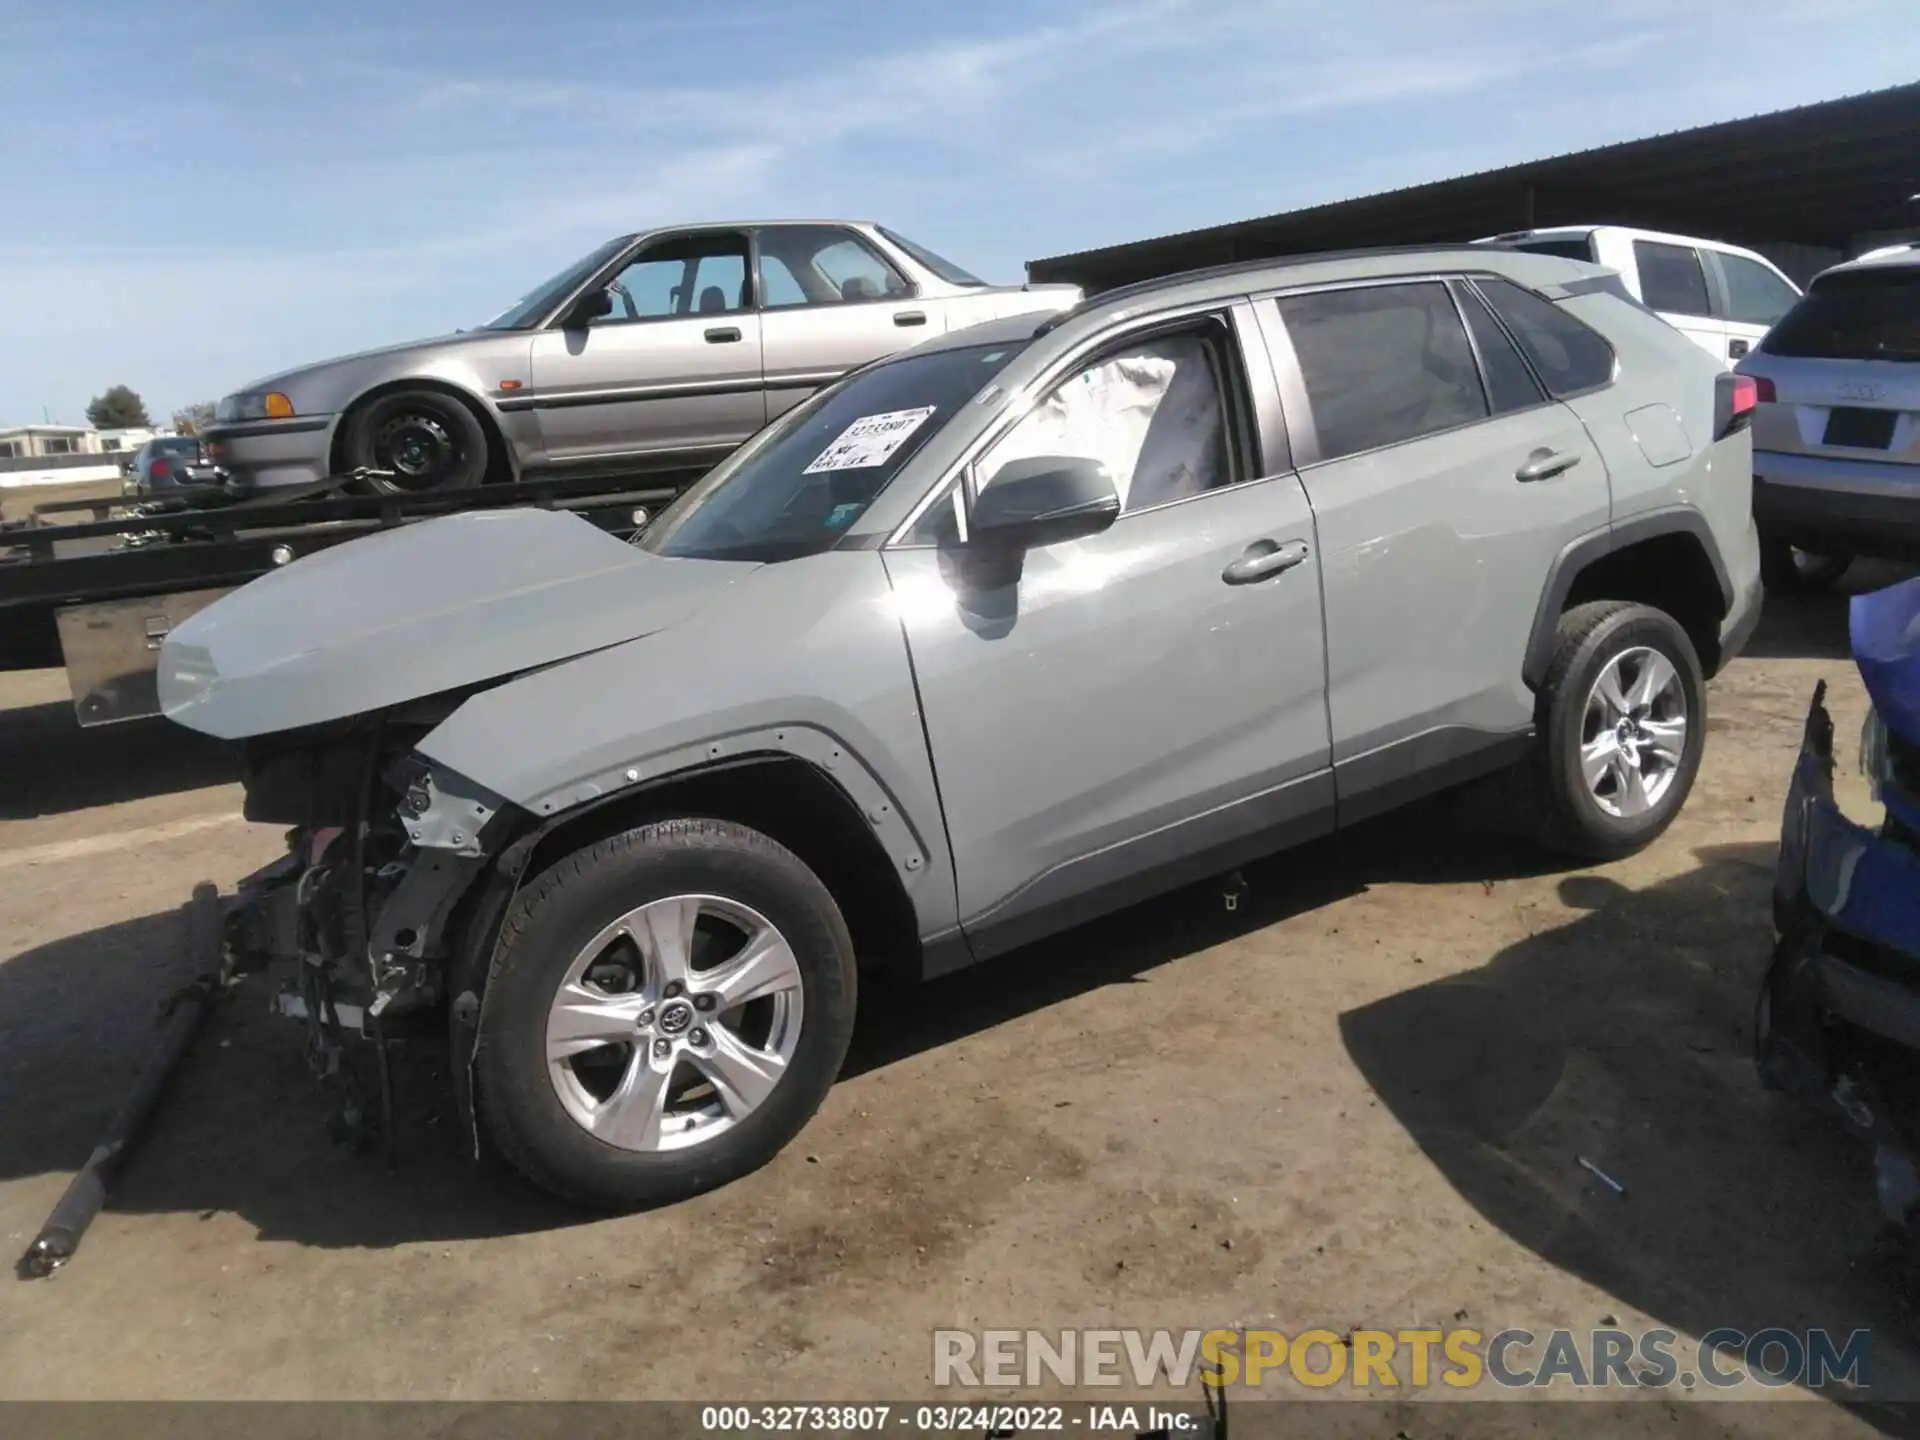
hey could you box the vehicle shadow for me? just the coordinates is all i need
[1742,559,1916,663]
[1340,841,1920,1428]
[0,697,240,820]
[0,783,1567,1251]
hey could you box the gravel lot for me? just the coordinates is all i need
[1,528,1917,1436]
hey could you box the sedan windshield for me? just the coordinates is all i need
[877,227,986,287]
[480,235,635,331]
[642,341,1026,563]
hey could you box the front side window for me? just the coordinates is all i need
[1718,253,1801,327]
[642,341,1025,562]
[974,328,1236,516]
[757,226,911,308]
[1279,282,1487,462]
[597,232,750,324]
[1633,240,1712,317]
[1473,277,1615,397]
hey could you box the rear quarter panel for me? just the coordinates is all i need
[1559,290,1757,594]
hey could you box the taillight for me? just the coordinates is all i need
[150,458,171,479]
[1715,373,1760,438]
[1752,374,1777,404]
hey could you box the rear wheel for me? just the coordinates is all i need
[341,388,491,494]
[473,818,857,1210]
[1529,600,1706,861]
[1759,532,1851,593]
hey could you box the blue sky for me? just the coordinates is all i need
[3,0,1917,425]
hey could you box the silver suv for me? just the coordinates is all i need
[162,245,1762,1208]
[1735,249,1920,590]
[203,221,1079,494]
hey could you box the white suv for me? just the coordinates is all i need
[1482,225,1801,371]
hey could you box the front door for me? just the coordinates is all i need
[756,225,944,423]
[1710,249,1803,367]
[529,230,765,467]
[883,313,1332,959]
[1265,277,1611,818]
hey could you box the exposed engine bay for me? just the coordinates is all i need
[225,704,509,1151]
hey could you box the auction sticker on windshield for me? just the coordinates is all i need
[803,407,937,474]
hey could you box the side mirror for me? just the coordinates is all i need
[563,288,614,328]
[970,455,1121,551]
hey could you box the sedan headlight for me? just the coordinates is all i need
[215,391,296,422]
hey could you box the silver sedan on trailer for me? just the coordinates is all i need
[203,221,1080,495]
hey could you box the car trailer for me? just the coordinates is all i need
[1,465,709,728]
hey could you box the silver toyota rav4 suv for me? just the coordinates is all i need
[161,245,1762,1208]
[203,220,1079,494]
[1735,248,1920,590]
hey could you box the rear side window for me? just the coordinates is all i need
[1761,267,1920,362]
[1717,254,1801,328]
[1633,241,1712,316]
[1473,277,1615,397]
[1454,283,1545,413]
[1277,282,1488,462]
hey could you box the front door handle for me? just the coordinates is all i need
[894,310,928,327]
[1729,338,1750,359]
[704,326,742,343]
[1515,448,1581,482]
[1222,539,1310,585]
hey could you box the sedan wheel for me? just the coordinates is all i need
[342,388,491,493]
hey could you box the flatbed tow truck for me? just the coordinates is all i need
[1,465,708,727]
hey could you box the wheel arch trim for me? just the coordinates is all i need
[1523,508,1734,689]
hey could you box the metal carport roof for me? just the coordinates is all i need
[1028,82,1920,292]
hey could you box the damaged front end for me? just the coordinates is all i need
[1759,575,1920,1234]
[225,705,518,1152]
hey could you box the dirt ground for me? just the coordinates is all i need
[2,536,1918,1435]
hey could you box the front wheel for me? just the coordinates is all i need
[473,818,857,1210]
[341,389,491,494]
[1759,533,1851,593]
[1529,600,1707,861]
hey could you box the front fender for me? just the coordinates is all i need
[414,549,960,938]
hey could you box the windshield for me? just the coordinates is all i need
[1762,266,1920,361]
[642,341,1026,562]
[480,235,635,331]
[877,227,986,287]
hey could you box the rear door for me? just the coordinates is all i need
[1262,275,1610,820]
[1708,248,1803,365]
[756,225,944,423]
[528,229,765,467]
[1627,238,1728,366]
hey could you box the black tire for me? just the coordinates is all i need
[473,818,856,1210]
[1528,600,1707,861]
[1758,532,1851,593]
[341,388,491,494]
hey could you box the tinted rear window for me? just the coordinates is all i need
[1761,267,1920,362]
[1511,238,1597,263]
[1473,277,1616,397]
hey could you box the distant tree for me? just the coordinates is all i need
[172,402,217,437]
[87,385,152,430]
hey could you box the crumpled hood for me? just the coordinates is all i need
[1853,574,1920,748]
[159,509,754,739]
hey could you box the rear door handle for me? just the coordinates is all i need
[1515,448,1581,482]
[1222,539,1310,585]
[894,311,927,327]
[704,326,742,343]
